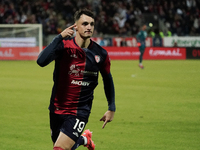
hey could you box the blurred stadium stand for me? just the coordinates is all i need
[0,0,199,45]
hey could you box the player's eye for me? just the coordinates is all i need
[90,22,94,26]
[82,22,89,26]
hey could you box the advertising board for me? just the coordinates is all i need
[104,47,186,60]
[0,47,39,60]
[186,48,200,59]
[0,37,36,47]
[163,37,200,47]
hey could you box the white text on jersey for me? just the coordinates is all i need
[71,80,90,86]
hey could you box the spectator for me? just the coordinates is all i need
[0,0,200,37]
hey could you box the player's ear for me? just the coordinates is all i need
[74,23,77,31]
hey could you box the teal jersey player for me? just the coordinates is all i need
[136,25,147,69]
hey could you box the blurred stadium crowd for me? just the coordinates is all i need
[0,0,200,37]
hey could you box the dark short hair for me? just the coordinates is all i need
[74,8,95,22]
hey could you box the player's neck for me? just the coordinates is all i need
[75,35,91,48]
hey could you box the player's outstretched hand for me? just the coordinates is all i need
[60,24,76,38]
[100,110,115,129]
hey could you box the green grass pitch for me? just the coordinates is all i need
[0,60,200,150]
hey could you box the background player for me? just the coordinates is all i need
[37,8,116,150]
[136,24,147,69]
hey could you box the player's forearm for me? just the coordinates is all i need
[37,34,63,67]
[103,73,116,111]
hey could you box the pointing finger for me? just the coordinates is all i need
[102,120,107,129]
[68,24,76,29]
[100,117,104,121]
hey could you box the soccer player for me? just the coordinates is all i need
[136,24,147,69]
[37,9,116,150]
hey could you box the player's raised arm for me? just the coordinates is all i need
[36,34,62,67]
[37,24,77,67]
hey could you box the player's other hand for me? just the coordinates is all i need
[60,24,76,38]
[137,42,141,46]
[100,110,115,129]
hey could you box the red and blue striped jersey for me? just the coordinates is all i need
[37,35,115,119]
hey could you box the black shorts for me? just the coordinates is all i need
[50,113,88,143]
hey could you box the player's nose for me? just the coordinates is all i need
[87,24,92,30]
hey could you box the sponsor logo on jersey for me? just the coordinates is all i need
[71,80,90,86]
[70,54,77,58]
[83,71,98,76]
[95,55,100,63]
[68,64,98,77]
[68,64,83,76]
